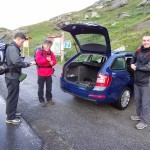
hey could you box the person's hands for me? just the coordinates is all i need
[30,61,36,66]
[25,61,36,67]
[131,64,136,71]
[25,62,30,67]
[46,56,51,62]
[47,56,53,65]
[49,61,53,65]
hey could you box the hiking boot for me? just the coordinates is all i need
[6,113,21,118]
[136,122,147,130]
[131,115,140,121]
[40,102,46,107]
[15,112,21,116]
[6,118,21,125]
[47,100,55,105]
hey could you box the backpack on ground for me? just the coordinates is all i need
[0,40,8,75]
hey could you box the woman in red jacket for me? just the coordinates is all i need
[36,39,57,107]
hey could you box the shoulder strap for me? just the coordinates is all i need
[37,49,44,56]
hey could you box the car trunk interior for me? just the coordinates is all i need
[65,62,102,89]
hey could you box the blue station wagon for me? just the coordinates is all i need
[60,23,134,110]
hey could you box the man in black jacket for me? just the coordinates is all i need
[130,35,150,129]
[5,32,34,125]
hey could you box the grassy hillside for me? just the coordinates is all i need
[16,0,150,61]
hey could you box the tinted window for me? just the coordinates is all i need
[73,54,106,63]
[111,57,126,70]
[73,54,88,62]
[76,34,106,46]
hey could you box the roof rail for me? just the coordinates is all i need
[113,51,134,54]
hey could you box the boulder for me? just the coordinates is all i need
[53,27,61,31]
[51,13,73,28]
[111,22,118,27]
[93,0,112,6]
[138,0,150,6]
[118,12,130,19]
[91,12,100,18]
[85,15,89,19]
[134,20,150,30]
[95,5,104,9]
[87,8,94,12]
[110,0,128,10]
[114,45,126,52]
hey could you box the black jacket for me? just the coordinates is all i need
[131,46,150,86]
[5,41,28,79]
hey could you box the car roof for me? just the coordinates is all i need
[111,51,134,57]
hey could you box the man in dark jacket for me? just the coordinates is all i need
[130,35,150,129]
[5,32,34,125]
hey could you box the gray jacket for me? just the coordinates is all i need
[5,41,28,79]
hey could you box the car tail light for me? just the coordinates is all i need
[96,74,112,87]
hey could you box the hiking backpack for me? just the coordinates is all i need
[34,45,43,61]
[0,40,8,75]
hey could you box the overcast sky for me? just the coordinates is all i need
[0,0,97,30]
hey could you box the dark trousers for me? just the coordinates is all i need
[5,77,20,120]
[38,76,52,102]
[134,84,150,124]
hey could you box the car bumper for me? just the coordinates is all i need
[60,79,115,103]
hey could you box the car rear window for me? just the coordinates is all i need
[76,34,106,46]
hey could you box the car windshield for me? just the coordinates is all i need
[76,34,106,46]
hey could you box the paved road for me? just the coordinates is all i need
[0,57,150,150]
[0,95,43,150]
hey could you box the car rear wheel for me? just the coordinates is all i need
[114,87,131,110]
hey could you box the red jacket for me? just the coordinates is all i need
[36,49,57,77]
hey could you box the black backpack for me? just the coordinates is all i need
[0,40,8,75]
[34,45,43,62]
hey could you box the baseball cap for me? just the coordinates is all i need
[44,39,53,45]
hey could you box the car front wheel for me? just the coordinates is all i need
[114,87,131,110]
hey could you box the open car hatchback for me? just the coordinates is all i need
[60,23,134,110]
